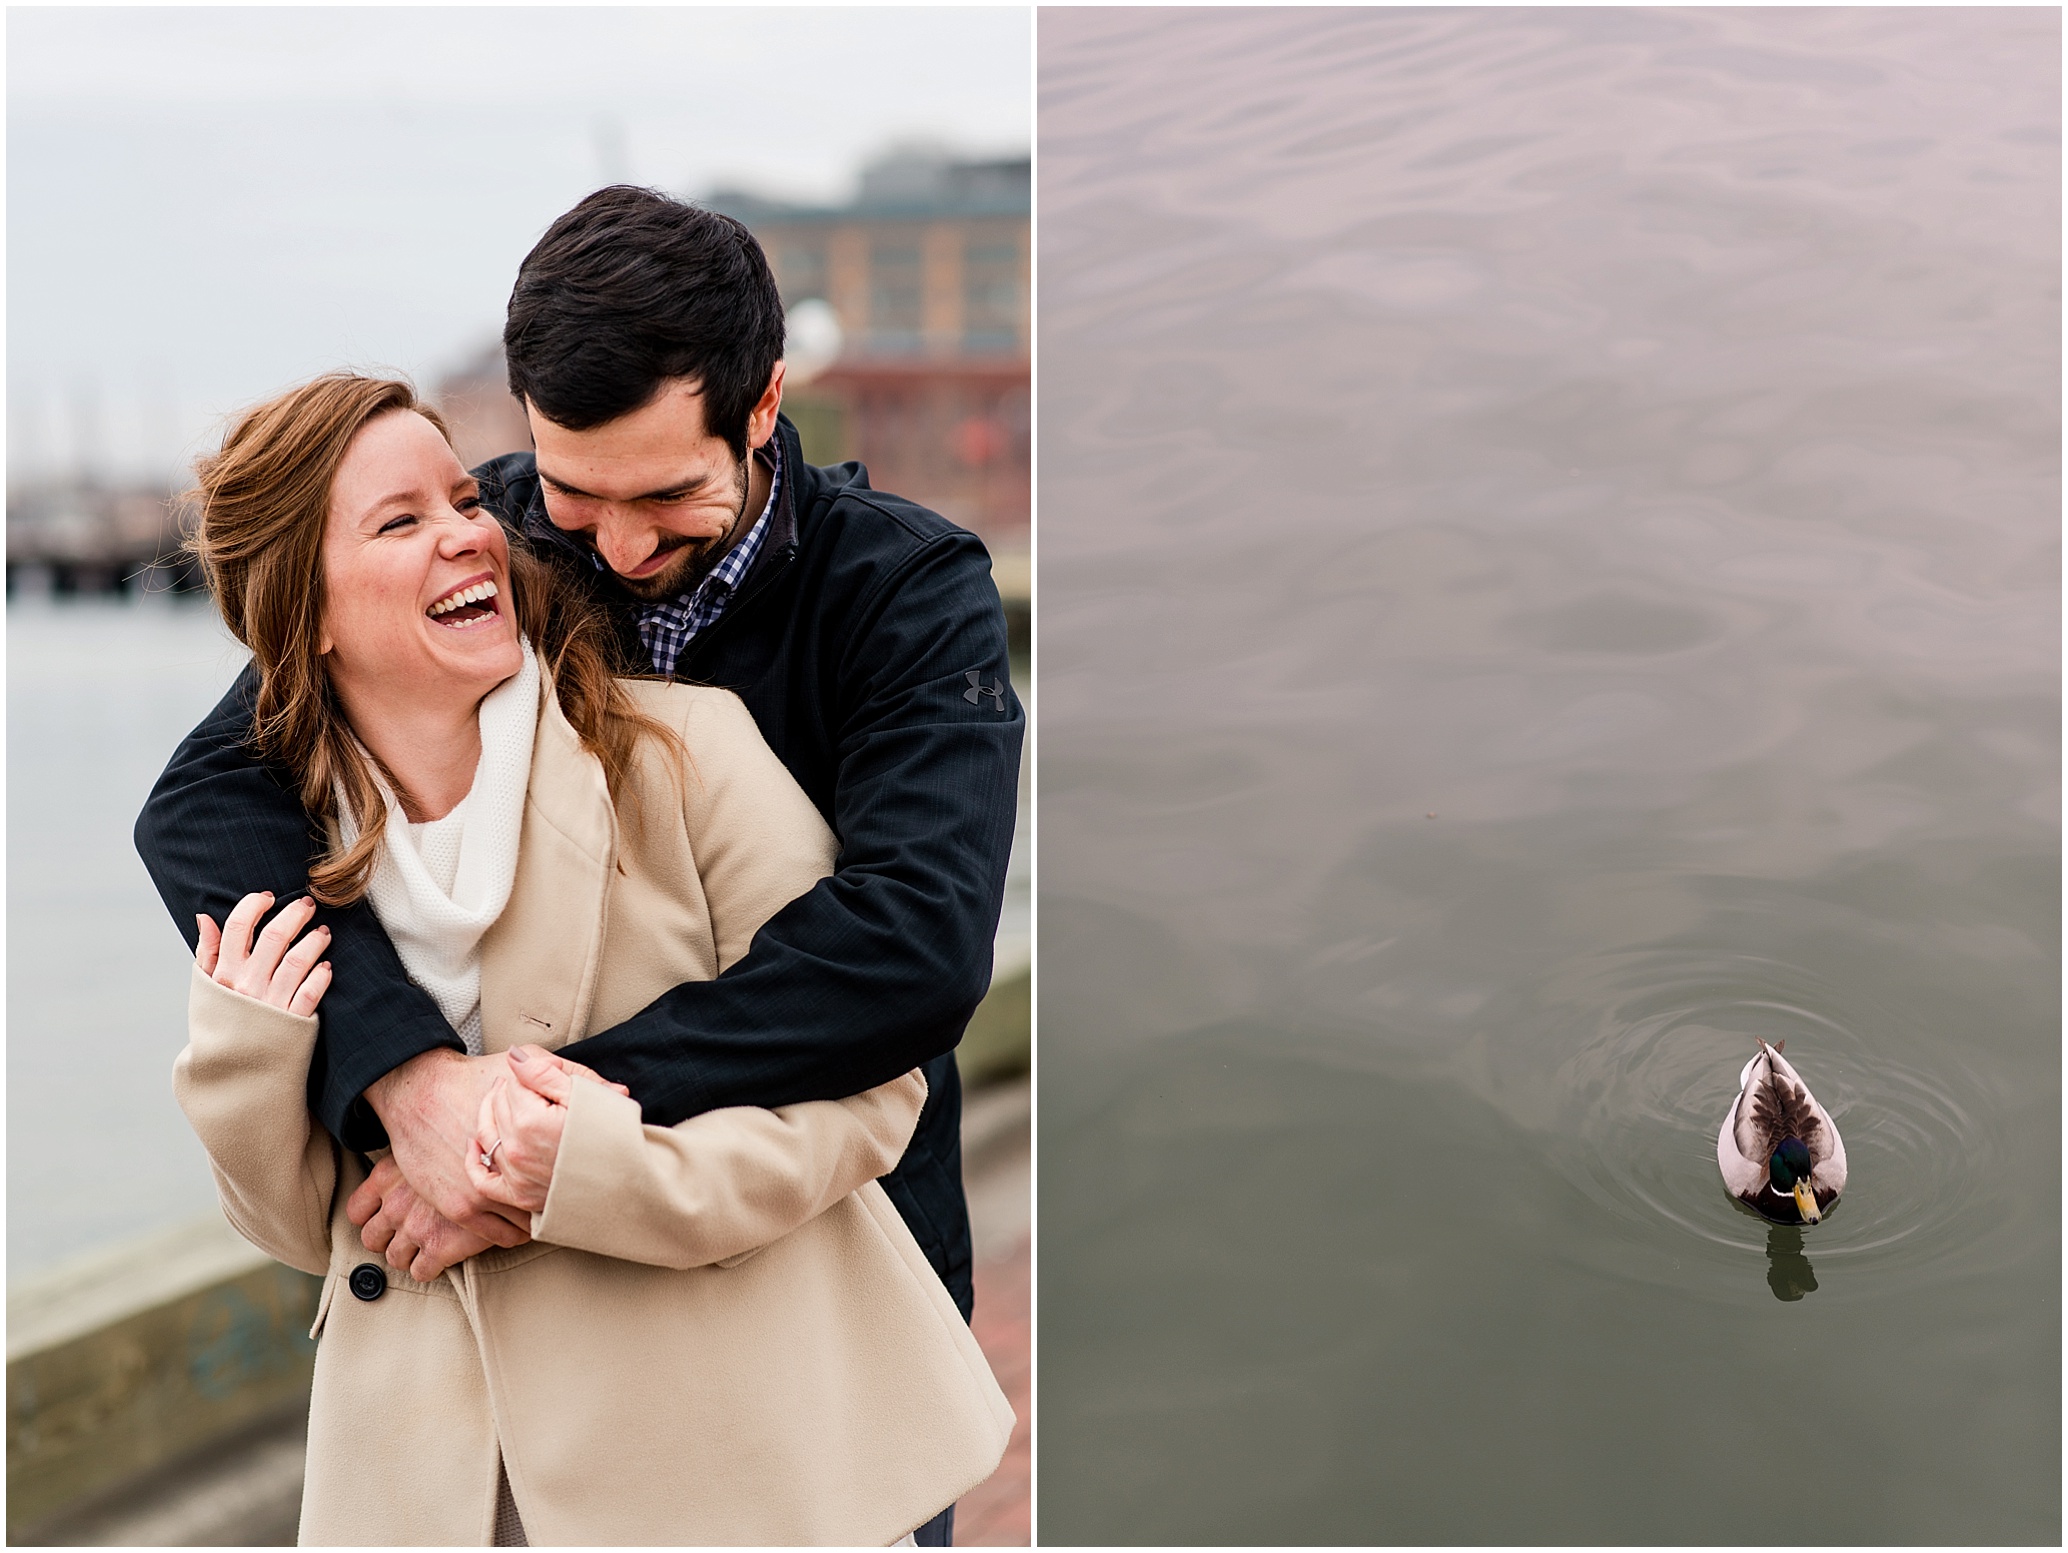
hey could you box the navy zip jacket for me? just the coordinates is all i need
[133,414,1023,1316]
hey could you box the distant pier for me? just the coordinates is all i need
[6,483,199,597]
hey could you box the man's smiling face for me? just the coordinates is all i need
[527,371,781,603]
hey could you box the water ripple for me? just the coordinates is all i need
[1541,950,2007,1301]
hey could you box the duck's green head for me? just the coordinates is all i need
[1768,1136,1820,1224]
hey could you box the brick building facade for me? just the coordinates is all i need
[437,152,1031,558]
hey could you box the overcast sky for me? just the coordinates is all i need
[7,6,1032,484]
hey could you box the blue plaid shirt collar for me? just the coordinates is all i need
[630,439,781,675]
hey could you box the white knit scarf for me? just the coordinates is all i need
[339,637,539,1055]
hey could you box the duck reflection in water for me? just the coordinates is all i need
[1727,1197,1824,1300]
[1765,1224,1819,1302]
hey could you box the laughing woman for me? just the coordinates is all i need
[168,375,1011,1546]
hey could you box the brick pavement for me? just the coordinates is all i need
[955,1232,1031,1546]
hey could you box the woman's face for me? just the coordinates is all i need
[321,409,522,712]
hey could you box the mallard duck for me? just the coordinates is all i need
[1717,1039,1846,1224]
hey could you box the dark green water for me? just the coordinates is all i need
[1038,8,2058,1542]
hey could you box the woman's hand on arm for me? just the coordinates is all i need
[193,896,540,1281]
[466,1046,629,1215]
[176,889,340,1277]
[196,891,332,1017]
[344,1048,620,1280]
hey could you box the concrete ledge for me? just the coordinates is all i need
[958,966,1031,1090]
[22,1403,307,1548]
[7,1215,319,1539]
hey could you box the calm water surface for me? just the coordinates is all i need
[1038,9,2058,1543]
[7,596,253,1272]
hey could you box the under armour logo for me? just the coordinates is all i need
[963,670,1006,711]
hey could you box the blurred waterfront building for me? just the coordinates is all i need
[715,148,1031,551]
[718,148,1030,360]
[436,148,1031,554]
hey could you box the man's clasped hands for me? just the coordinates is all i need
[199,890,631,1283]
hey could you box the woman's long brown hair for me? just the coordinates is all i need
[188,373,680,906]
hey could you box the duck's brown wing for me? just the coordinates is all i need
[1732,1048,1828,1164]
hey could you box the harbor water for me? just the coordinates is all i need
[1038,8,2058,1543]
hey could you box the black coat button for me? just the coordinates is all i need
[349,1263,388,1301]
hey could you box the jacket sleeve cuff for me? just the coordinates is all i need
[529,1071,932,1268]
[532,1080,648,1256]
[188,962,321,1048]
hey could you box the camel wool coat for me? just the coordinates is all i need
[173,675,1014,1547]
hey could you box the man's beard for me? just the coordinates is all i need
[607,456,750,603]
[610,535,717,603]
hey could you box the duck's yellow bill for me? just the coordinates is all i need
[1793,1180,1821,1224]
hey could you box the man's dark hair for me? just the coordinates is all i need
[504,185,785,458]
